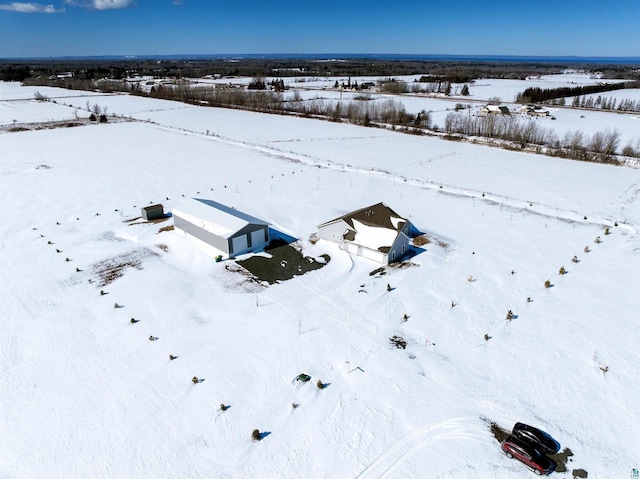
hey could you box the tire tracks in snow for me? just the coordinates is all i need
[355,416,483,479]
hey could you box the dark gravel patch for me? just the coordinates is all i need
[237,239,330,285]
[550,447,573,473]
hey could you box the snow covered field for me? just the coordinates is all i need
[4,72,638,149]
[1,82,639,478]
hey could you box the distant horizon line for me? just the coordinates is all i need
[2,53,640,64]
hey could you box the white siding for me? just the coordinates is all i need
[362,248,386,263]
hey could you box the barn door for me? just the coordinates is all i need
[231,234,248,254]
[250,229,265,249]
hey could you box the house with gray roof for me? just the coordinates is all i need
[317,202,411,264]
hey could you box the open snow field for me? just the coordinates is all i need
[1,82,639,478]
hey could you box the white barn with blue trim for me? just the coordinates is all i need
[172,198,269,258]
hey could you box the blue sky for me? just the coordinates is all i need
[0,0,638,58]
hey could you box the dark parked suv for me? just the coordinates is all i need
[501,435,556,475]
[512,422,560,455]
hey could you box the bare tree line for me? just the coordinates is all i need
[132,84,431,129]
[570,95,640,112]
[443,111,639,162]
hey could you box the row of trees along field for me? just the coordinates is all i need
[516,81,639,103]
[443,111,639,162]
[570,95,640,112]
[132,83,432,130]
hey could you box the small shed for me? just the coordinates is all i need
[142,204,165,221]
[172,198,269,258]
[317,202,411,264]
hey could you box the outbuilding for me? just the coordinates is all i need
[317,202,411,264]
[172,198,269,258]
[481,104,511,115]
[142,204,165,221]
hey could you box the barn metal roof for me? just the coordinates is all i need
[172,198,268,239]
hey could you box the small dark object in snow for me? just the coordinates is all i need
[113,303,121,309]
[584,215,587,220]
[390,335,407,349]
[47,240,53,244]
[296,373,311,383]
[169,354,177,360]
[220,403,229,411]
[252,429,261,441]
[56,249,62,253]
[526,297,533,303]
[100,289,106,295]
[511,270,516,275]
[484,334,491,341]
[76,267,81,272]
[130,318,139,324]
[65,257,71,262]
[387,283,392,292]
[149,335,158,341]
[192,376,200,384]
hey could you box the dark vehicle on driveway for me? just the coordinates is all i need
[513,422,560,455]
[501,435,556,475]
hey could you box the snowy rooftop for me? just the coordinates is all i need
[321,202,408,251]
[349,219,400,252]
[172,198,268,239]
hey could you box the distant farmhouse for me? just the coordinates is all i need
[172,198,269,258]
[521,104,550,117]
[480,104,511,115]
[317,202,411,264]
